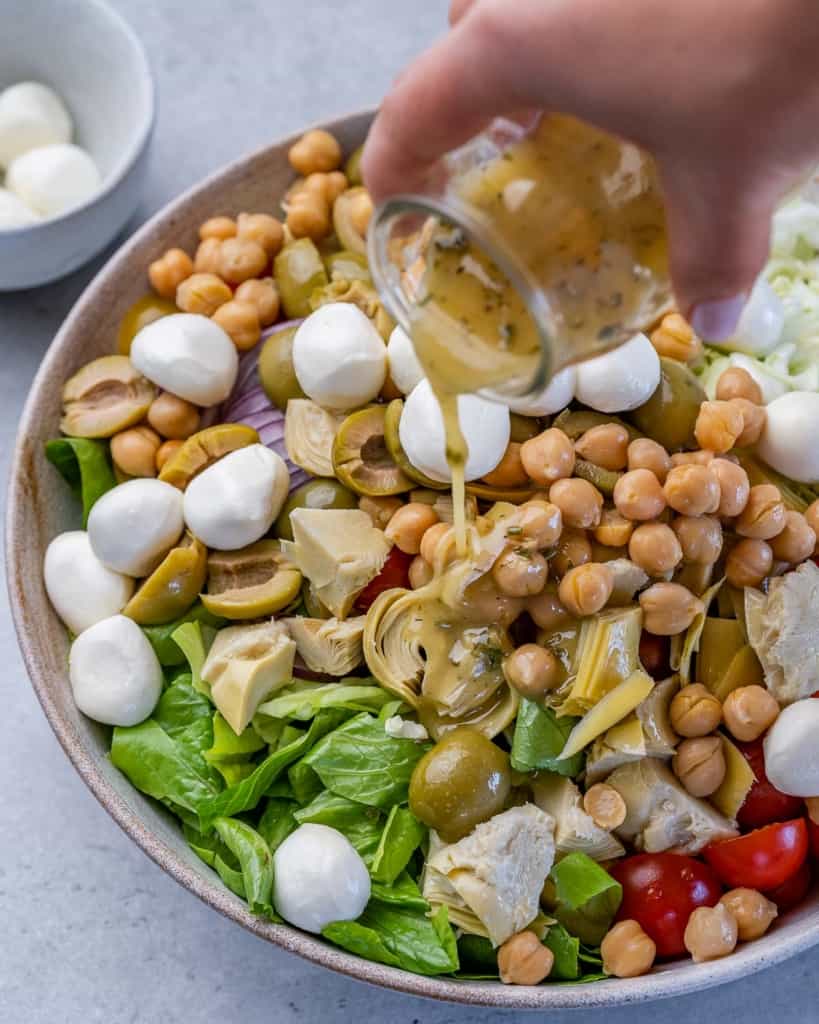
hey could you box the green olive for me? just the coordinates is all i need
[333,405,412,496]
[257,326,306,411]
[123,534,207,625]
[324,250,371,283]
[509,413,542,444]
[201,540,302,619]
[60,355,156,438]
[158,423,259,490]
[274,477,358,541]
[383,399,448,490]
[117,294,177,356]
[345,145,364,186]
[408,727,511,842]
[573,459,621,497]
[628,357,706,451]
[274,238,329,319]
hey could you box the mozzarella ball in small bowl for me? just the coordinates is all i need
[0,81,72,168]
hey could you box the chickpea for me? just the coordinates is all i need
[639,582,703,636]
[217,237,269,285]
[198,216,237,241]
[695,400,744,454]
[482,442,530,488]
[176,272,232,316]
[732,397,766,447]
[528,588,572,631]
[725,537,773,588]
[347,188,374,236]
[575,423,630,471]
[385,502,440,555]
[504,643,563,699]
[719,889,777,942]
[583,783,627,829]
[288,129,343,175]
[672,515,723,565]
[493,547,549,598]
[497,930,554,986]
[673,735,726,797]
[211,299,261,352]
[549,478,603,529]
[236,212,284,257]
[684,904,738,963]
[518,500,563,549]
[148,247,194,299]
[408,554,434,590]
[722,685,779,742]
[110,425,162,478]
[155,439,183,472]
[711,458,751,518]
[716,366,763,405]
[770,510,816,564]
[613,468,667,522]
[520,428,575,486]
[649,312,702,363]
[359,494,403,530]
[591,508,632,548]
[629,523,683,576]
[551,528,592,578]
[670,449,716,468]
[670,683,722,737]
[419,521,453,565]
[805,499,819,553]
[302,170,349,204]
[194,237,223,275]
[736,484,786,540]
[627,437,671,483]
[286,190,331,241]
[558,562,614,617]
[147,393,200,440]
[234,277,280,326]
[663,464,720,517]
[601,920,656,978]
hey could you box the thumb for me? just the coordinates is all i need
[659,159,778,342]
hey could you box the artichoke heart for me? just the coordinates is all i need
[202,540,302,620]
[284,615,366,676]
[558,606,643,717]
[532,775,625,861]
[284,399,346,477]
[123,532,207,626]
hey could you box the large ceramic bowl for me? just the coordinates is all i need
[7,111,819,1009]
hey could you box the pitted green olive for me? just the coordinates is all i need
[201,540,302,619]
[333,406,412,497]
[257,326,306,411]
[408,727,512,842]
[274,478,358,541]
[117,295,177,356]
[324,250,371,283]
[158,424,259,490]
[60,356,156,439]
[274,238,328,319]
[123,533,207,625]
[629,358,707,451]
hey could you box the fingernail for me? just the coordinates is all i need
[690,294,747,343]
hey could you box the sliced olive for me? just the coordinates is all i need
[158,423,259,490]
[552,408,640,442]
[324,250,371,283]
[201,540,302,619]
[332,187,371,255]
[117,295,177,356]
[257,326,305,411]
[345,145,364,186]
[332,406,413,497]
[509,413,543,444]
[123,533,207,625]
[573,459,621,497]
[384,399,448,490]
[60,355,156,439]
[465,482,539,504]
[274,478,358,541]
[628,357,706,451]
[274,238,328,319]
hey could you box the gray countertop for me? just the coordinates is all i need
[1,2,816,1020]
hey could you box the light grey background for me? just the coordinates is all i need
[1,2,816,1021]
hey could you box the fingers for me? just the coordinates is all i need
[449,0,477,24]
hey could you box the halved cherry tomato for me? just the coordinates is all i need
[765,859,812,911]
[354,547,413,611]
[639,631,670,679]
[808,818,819,858]
[735,738,803,830]
[611,853,722,957]
[704,819,808,890]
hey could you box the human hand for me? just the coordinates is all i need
[363,0,819,339]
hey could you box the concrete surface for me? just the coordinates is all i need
[1,2,817,1021]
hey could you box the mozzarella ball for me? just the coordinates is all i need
[7,143,101,218]
[757,392,819,483]
[44,531,134,634]
[88,479,184,577]
[130,313,238,405]
[273,824,371,932]
[721,279,785,357]
[726,353,789,405]
[400,379,511,482]
[293,303,387,410]
[763,700,819,796]
[575,333,661,413]
[0,187,39,229]
[183,444,289,549]
[0,82,72,168]
[505,366,576,416]
[69,614,162,726]
[387,325,425,395]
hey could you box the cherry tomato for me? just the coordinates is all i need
[354,547,413,611]
[704,819,808,890]
[735,738,803,830]
[765,859,812,911]
[611,853,722,957]
[808,818,819,858]
[639,631,670,679]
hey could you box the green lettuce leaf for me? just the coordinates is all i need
[212,817,276,917]
[369,871,428,911]
[171,621,211,695]
[256,680,392,722]
[257,798,299,854]
[543,922,581,980]
[293,791,383,861]
[370,806,426,885]
[511,699,584,776]
[44,437,116,526]
[205,713,265,764]
[143,604,224,667]
[550,852,622,946]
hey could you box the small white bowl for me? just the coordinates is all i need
[0,0,154,290]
